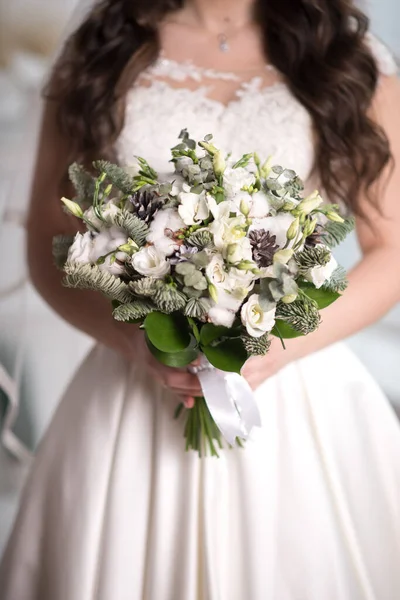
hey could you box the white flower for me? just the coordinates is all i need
[178,190,209,226]
[208,306,236,328]
[147,208,185,256]
[90,226,129,276]
[250,213,296,248]
[132,246,170,278]
[223,167,256,199]
[241,294,276,338]
[224,237,253,265]
[68,232,93,264]
[84,201,120,231]
[210,215,247,250]
[248,191,270,218]
[305,251,338,289]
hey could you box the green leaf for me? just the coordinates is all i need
[199,323,241,347]
[145,336,198,367]
[188,318,201,342]
[271,319,305,339]
[299,283,340,309]
[202,339,248,374]
[143,312,191,353]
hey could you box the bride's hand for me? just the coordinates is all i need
[130,329,202,407]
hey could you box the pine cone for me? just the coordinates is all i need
[305,224,324,247]
[129,191,163,223]
[249,229,279,267]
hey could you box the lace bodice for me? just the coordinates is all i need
[116,34,397,183]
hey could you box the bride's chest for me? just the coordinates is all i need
[116,77,315,181]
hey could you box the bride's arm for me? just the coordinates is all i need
[244,75,400,386]
[27,103,201,399]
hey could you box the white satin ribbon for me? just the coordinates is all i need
[189,356,262,446]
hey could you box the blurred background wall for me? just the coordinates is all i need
[0,0,399,556]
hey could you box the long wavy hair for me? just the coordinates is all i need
[47,0,392,216]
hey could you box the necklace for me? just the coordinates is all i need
[217,16,245,53]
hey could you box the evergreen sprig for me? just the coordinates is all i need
[295,245,331,275]
[63,261,133,303]
[184,297,209,319]
[322,265,348,293]
[113,300,154,321]
[130,277,159,297]
[107,211,149,246]
[242,333,271,357]
[323,216,355,248]
[93,161,134,195]
[68,163,95,205]
[276,296,320,335]
[186,229,214,249]
[53,235,74,269]
[153,284,187,313]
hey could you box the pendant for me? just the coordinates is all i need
[218,33,229,53]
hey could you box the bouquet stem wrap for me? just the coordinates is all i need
[189,356,262,448]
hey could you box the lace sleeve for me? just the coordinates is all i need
[365,32,398,77]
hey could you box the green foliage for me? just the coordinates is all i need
[145,336,198,368]
[52,235,74,269]
[242,333,271,357]
[294,246,331,275]
[275,295,321,335]
[186,229,214,249]
[202,339,248,374]
[143,312,191,353]
[63,262,133,303]
[107,212,149,246]
[322,216,355,248]
[68,163,95,205]
[130,277,158,297]
[299,283,341,309]
[199,324,240,347]
[184,298,209,319]
[322,265,349,293]
[153,284,187,313]
[113,300,154,322]
[271,320,305,340]
[93,161,134,195]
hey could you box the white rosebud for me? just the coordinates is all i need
[305,252,338,289]
[225,237,253,265]
[297,190,323,215]
[178,190,209,226]
[61,198,83,219]
[241,294,276,338]
[213,151,226,177]
[132,246,170,278]
[326,211,344,223]
[68,232,93,264]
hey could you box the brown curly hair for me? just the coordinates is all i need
[47,0,393,215]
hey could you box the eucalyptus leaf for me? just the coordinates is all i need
[143,312,191,353]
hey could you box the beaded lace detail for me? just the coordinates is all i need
[116,34,397,184]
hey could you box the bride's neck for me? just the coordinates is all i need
[184,0,255,32]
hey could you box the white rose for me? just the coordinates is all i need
[250,213,296,248]
[84,201,120,231]
[223,167,256,199]
[224,237,253,265]
[210,215,247,250]
[132,246,170,278]
[90,226,129,276]
[147,208,185,256]
[68,232,93,264]
[178,190,209,226]
[241,294,276,338]
[305,252,338,289]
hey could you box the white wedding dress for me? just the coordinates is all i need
[1,36,400,600]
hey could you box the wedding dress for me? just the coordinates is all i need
[1,35,400,600]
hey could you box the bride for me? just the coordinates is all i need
[1,0,400,598]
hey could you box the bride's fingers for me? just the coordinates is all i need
[182,396,195,409]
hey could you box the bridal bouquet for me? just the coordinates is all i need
[55,130,353,456]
